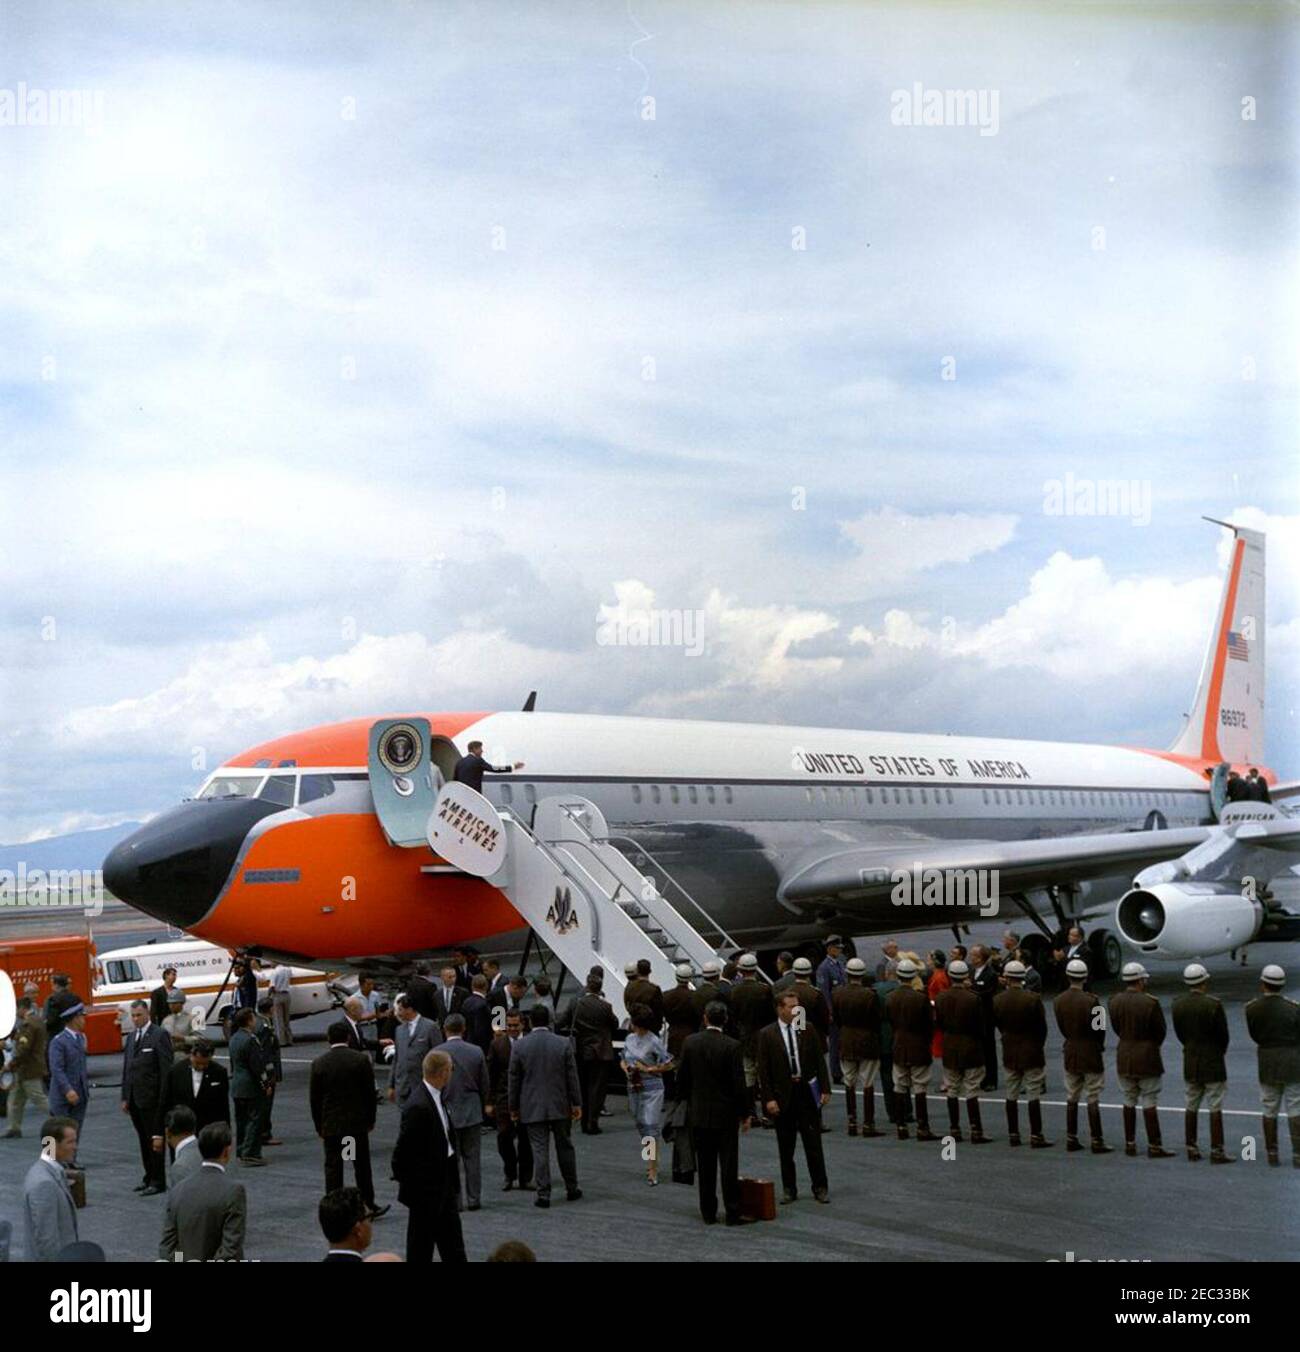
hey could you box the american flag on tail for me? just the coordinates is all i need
[1226,630,1250,661]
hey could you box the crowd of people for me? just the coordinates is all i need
[7,934,1300,1261]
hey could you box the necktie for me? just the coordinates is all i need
[135,1028,142,1048]
[785,1022,798,1077]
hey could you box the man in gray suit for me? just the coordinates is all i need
[507,1005,583,1208]
[165,1105,202,1191]
[388,994,443,1110]
[441,1013,488,1211]
[159,1121,247,1262]
[23,1116,79,1261]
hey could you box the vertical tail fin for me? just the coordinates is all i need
[1168,520,1266,766]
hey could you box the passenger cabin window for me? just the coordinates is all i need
[651,785,662,805]
[688,786,698,804]
[723,787,733,805]
[706,786,716,805]
[501,785,514,804]
[631,785,642,805]
[670,786,680,805]
[107,959,142,984]
[260,775,296,807]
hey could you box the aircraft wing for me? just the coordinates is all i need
[778,825,1213,910]
[778,814,1300,911]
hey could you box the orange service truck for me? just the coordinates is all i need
[0,934,122,1053]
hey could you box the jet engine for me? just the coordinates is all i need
[1115,882,1262,959]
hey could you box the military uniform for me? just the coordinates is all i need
[1172,982,1231,1162]
[1245,986,1300,1166]
[1109,975,1174,1157]
[934,979,990,1142]
[728,974,777,1108]
[662,983,703,1059]
[1054,983,1110,1152]
[886,980,935,1140]
[993,976,1051,1146]
[831,981,882,1136]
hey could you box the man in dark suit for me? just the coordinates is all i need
[676,1001,751,1225]
[969,945,999,1089]
[460,976,494,1052]
[120,999,173,1195]
[434,966,466,1027]
[508,1004,582,1208]
[729,954,776,1122]
[453,739,523,793]
[569,975,619,1134]
[487,1010,533,1190]
[1172,962,1233,1163]
[389,994,443,1110]
[482,958,507,1001]
[228,1008,270,1165]
[341,996,371,1054]
[391,1050,467,1262]
[158,1122,246,1261]
[319,1186,372,1262]
[149,967,179,1025]
[405,965,440,1022]
[163,1039,231,1132]
[310,1021,386,1218]
[623,959,664,1033]
[756,989,830,1204]
[165,1106,202,1191]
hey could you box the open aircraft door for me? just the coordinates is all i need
[368,718,461,847]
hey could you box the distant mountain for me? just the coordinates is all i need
[0,823,143,875]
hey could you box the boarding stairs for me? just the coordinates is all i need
[492,795,739,995]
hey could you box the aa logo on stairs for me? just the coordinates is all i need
[546,885,579,935]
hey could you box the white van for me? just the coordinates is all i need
[93,938,340,1034]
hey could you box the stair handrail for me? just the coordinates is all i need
[547,805,746,957]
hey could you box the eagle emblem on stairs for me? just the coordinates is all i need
[546,885,579,935]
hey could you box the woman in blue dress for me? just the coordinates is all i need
[621,1004,674,1185]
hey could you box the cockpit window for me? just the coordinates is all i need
[299,774,336,804]
[197,775,265,801]
[260,775,296,807]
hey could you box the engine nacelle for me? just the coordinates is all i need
[1116,883,1262,959]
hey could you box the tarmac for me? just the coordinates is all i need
[2,919,1299,1262]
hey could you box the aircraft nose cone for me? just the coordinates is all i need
[102,798,284,930]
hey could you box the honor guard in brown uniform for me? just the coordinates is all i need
[692,961,726,1015]
[886,958,935,1141]
[992,960,1052,1148]
[790,959,831,1047]
[1171,963,1233,1164]
[1108,962,1174,1158]
[1244,964,1300,1166]
[831,958,883,1137]
[663,965,703,1059]
[933,960,991,1143]
[728,954,777,1123]
[1054,957,1112,1153]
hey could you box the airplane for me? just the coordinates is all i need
[92,938,340,1034]
[102,520,1300,997]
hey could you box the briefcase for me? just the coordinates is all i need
[66,1167,86,1210]
[739,1176,775,1222]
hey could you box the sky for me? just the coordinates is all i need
[1,0,1297,843]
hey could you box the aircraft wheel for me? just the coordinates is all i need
[1090,929,1123,978]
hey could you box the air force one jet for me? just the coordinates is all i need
[104,521,1300,994]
